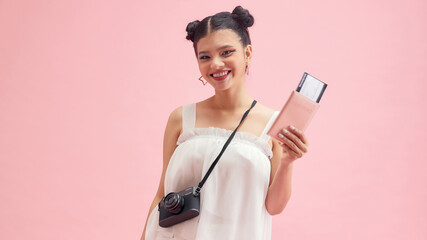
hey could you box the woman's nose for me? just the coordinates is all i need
[210,56,224,69]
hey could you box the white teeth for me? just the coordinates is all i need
[213,71,229,77]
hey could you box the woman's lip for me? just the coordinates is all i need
[210,70,231,81]
[211,70,230,75]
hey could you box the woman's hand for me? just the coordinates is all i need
[277,125,309,164]
[265,125,308,215]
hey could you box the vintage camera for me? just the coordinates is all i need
[158,186,200,227]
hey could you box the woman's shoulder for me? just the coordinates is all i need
[168,105,183,123]
[165,105,183,137]
[253,101,279,119]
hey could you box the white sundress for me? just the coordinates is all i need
[145,103,280,240]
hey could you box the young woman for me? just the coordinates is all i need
[141,6,309,240]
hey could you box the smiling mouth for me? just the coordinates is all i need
[210,70,231,78]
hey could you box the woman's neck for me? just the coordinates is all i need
[210,83,254,112]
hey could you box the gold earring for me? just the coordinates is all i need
[245,64,249,75]
[199,76,207,85]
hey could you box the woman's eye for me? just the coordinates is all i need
[199,55,210,60]
[222,50,235,56]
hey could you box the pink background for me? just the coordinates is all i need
[1,0,426,239]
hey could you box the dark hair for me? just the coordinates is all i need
[185,6,254,54]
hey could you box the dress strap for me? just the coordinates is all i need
[260,110,280,140]
[182,103,196,131]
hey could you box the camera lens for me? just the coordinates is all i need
[163,192,185,214]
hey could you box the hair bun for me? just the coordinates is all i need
[186,20,201,42]
[231,6,254,28]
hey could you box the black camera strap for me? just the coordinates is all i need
[194,99,257,196]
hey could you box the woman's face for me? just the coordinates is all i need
[196,29,252,91]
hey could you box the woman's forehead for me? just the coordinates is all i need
[197,29,242,51]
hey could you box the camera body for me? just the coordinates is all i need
[158,186,200,227]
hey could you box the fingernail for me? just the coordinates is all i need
[290,125,295,130]
[278,133,285,139]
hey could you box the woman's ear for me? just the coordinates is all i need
[245,44,253,64]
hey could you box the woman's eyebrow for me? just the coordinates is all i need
[198,45,234,55]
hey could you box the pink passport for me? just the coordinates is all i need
[267,90,320,142]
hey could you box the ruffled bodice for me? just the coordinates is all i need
[145,103,279,240]
[177,127,273,159]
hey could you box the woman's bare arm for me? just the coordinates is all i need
[265,126,308,215]
[140,106,182,240]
